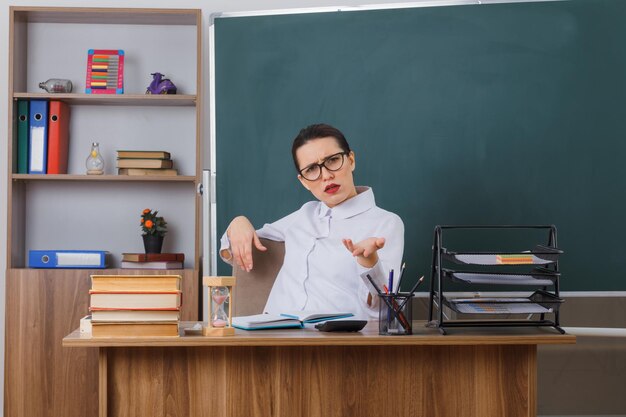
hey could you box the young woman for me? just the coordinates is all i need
[220,124,404,319]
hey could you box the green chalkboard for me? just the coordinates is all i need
[214,0,626,291]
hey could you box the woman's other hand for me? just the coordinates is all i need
[342,237,386,269]
[223,216,267,272]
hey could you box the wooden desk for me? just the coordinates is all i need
[63,321,575,417]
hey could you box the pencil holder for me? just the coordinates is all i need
[378,293,413,335]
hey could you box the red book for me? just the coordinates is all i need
[47,101,70,174]
[122,253,185,262]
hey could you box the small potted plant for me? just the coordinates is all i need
[140,208,167,253]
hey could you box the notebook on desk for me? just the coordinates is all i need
[232,312,354,330]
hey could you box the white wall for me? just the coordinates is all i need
[0,0,442,413]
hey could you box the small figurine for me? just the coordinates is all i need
[146,72,177,95]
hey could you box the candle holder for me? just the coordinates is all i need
[203,276,236,336]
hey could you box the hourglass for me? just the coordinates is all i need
[203,276,236,336]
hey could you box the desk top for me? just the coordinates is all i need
[63,321,576,347]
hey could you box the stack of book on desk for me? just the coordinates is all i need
[116,150,178,176]
[89,274,182,337]
[121,252,184,269]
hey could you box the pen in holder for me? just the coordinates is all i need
[378,293,413,335]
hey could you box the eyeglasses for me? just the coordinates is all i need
[298,151,348,181]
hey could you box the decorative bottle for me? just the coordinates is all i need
[86,142,104,175]
[38,79,73,93]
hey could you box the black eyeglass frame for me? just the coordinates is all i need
[298,151,349,181]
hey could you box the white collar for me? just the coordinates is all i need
[318,186,375,219]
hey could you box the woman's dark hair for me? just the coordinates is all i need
[291,124,351,171]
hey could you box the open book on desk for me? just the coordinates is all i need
[232,312,354,330]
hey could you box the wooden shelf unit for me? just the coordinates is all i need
[4,7,203,417]
[7,6,203,269]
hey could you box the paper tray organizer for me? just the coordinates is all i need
[427,225,565,335]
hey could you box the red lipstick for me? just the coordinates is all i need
[324,183,340,194]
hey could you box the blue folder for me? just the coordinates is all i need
[28,100,48,174]
[29,250,109,268]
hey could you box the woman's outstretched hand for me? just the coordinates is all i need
[342,237,386,269]
[222,216,267,272]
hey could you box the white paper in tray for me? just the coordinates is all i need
[453,302,553,314]
[452,254,553,265]
[451,272,554,286]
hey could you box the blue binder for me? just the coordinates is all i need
[28,100,48,174]
[29,250,109,268]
